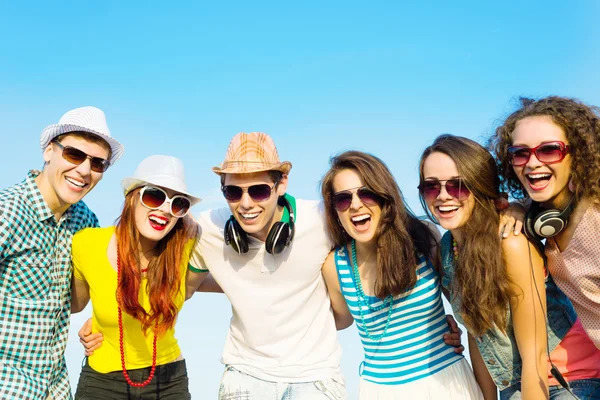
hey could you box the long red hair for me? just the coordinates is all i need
[115,187,198,336]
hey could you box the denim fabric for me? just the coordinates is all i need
[74,358,190,399]
[500,378,600,399]
[218,365,347,400]
[440,231,577,390]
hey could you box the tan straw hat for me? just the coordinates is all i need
[212,132,292,175]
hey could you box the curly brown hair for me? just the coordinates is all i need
[320,151,435,299]
[419,134,512,336]
[489,96,600,201]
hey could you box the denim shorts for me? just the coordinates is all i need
[74,358,190,400]
[218,365,347,400]
[500,378,600,400]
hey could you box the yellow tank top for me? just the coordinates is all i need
[72,226,192,373]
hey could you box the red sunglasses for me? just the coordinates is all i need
[418,179,470,201]
[507,141,570,167]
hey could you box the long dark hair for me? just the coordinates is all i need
[115,188,198,336]
[320,150,435,299]
[419,134,512,335]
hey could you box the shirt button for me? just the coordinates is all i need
[502,380,509,386]
[488,359,496,365]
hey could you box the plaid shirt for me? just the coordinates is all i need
[0,170,99,400]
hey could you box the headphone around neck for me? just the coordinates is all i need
[224,195,295,255]
[523,196,576,242]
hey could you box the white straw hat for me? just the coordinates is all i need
[121,155,202,206]
[40,106,124,165]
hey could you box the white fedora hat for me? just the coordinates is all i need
[40,106,125,165]
[121,155,202,206]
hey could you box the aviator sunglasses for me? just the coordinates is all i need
[139,185,191,218]
[332,186,382,212]
[418,179,470,201]
[221,180,279,202]
[507,141,570,167]
[53,141,110,173]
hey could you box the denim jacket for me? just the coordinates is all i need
[440,231,577,390]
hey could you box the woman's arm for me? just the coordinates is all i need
[469,333,498,399]
[322,251,354,330]
[503,234,549,399]
[71,276,91,313]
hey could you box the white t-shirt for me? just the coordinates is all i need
[190,198,343,382]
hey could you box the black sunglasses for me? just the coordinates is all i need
[418,178,470,201]
[221,180,279,202]
[332,186,382,211]
[53,141,110,173]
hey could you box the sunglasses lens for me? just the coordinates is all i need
[357,188,381,206]
[222,186,243,202]
[141,187,167,209]
[445,179,470,200]
[62,147,87,165]
[536,143,565,163]
[333,193,353,211]
[247,184,273,202]
[89,158,109,173]
[420,181,441,200]
[171,196,191,217]
[508,147,531,166]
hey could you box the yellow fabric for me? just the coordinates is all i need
[72,226,192,373]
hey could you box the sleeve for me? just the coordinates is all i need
[188,240,209,273]
[71,232,86,282]
[0,210,12,265]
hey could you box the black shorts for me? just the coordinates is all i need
[74,358,191,400]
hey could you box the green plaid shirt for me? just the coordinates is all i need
[0,170,99,400]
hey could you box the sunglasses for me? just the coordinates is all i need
[139,186,191,218]
[53,141,110,173]
[507,141,570,167]
[418,179,470,201]
[332,187,382,212]
[221,180,279,203]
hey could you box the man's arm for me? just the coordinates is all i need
[71,276,91,313]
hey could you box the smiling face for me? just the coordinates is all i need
[37,134,110,215]
[421,152,475,236]
[223,171,288,242]
[133,186,182,248]
[332,168,382,245]
[511,115,572,208]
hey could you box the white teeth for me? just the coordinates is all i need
[65,177,86,188]
[438,206,459,212]
[149,216,167,225]
[351,214,370,222]
[528,173,551,179]
[242,213,259,219]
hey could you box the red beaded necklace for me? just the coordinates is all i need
[116,250,158,388]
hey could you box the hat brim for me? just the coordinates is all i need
[41,124,125,166]
[212,161,292,176]
[121,177,202,206]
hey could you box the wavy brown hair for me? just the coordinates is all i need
[115,187,198,336]
[419,134,512,335]
[489,96,600,201]
[320,151,435,299]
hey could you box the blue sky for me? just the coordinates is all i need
[1,1,599,398]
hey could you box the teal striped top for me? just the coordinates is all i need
[334,245,463,385]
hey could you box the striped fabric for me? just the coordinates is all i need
[334,246,463,385]
[0,170,99,400]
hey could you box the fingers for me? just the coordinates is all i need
[445,314,461,334]
[80,333,103,356]
[78,318,93,340]
[499,215,516,238]
[513,220,522,236]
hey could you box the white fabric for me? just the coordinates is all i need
[191,199,343,382]
[40,106,124,165]
[357,358,483,400]
[120,155,201,204]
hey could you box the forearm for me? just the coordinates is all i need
[469,335,497,399]
[520,354,549,399]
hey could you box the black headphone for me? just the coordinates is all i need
[523,196,576,242]
[224,195,295,255]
